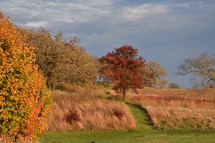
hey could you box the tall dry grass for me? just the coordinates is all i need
[47,89,136,131]
[126,87,215,129]
[147,106,215,129]
[139,87,215,101]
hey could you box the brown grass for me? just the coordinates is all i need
[47,90,136,131]
[139,87,215,101]
[147,106,215,129]
[126,87,215,129]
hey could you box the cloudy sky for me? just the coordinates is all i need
[1,0,215,87]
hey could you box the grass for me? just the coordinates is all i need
[127,104,153,131]
[147,106,215,129]
[47,90,135,131]
[126,88,215,129]
[40,129,215,143]
[40,103,215,143]
[38,86,215,142]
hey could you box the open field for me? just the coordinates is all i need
[39,86,215,142]
[48,90,135,131]
[40,104,215,143]
[126,88,215,129]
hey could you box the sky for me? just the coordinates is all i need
[0,0,215,87]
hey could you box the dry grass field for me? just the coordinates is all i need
[125,87,215,129]
[48,85,215,131]
[51,84,215,130]
[47,86,136,131]
[40,86,215,143]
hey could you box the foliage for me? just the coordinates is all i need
[178,53,215,88]
[20,28,99,89]
[19,28,62,89]
[141,60,169,88]
[99,45,145,100]
[0,12,51,142]
[57,42,99,85]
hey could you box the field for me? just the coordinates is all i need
[39,86,215,143]
[127,88,215,129]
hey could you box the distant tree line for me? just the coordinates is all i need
[19,28,172,90]
[22,26,215,90]
[19,24,215,91]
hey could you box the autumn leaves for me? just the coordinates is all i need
[99,45,145,100]
[0,12,51,142]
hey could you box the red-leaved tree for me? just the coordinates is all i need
[99,45,145,100]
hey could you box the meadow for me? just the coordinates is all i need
[127,88,215,129]
[48,90,135,131]
[39,85,215,143]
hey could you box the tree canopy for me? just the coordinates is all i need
[99,45,145,100]
[141,60,169,88]
[21,28,99,89]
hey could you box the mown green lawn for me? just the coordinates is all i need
[39,104,215,143]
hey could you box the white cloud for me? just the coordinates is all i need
[25,21,48,28]
[120,4,169,21]
[0,0,113,25]
[175,1,205,8]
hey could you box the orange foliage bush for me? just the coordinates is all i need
[0,12,51,142]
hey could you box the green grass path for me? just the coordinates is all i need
[40,104,215,143]
[127,104,153,131]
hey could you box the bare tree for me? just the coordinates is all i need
[178,53,215,88]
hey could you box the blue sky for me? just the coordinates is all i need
[1,0,215,87]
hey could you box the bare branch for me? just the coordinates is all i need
[177,52,215,88]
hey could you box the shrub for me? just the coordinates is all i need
[0,12,51,142]
[169,83,181,89]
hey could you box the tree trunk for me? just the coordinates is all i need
[122,88,126,101]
